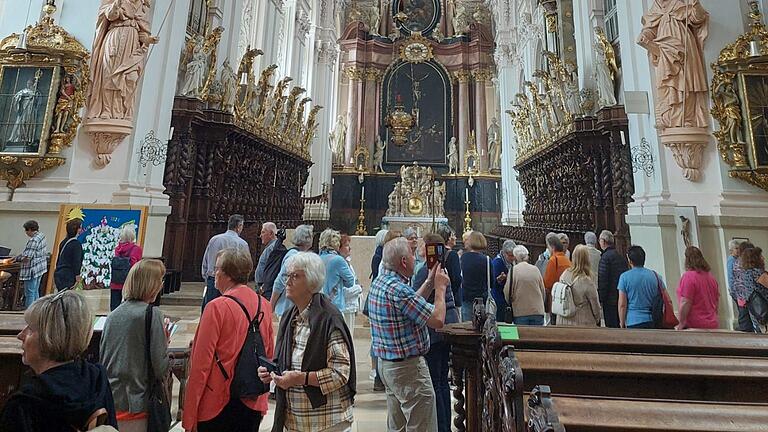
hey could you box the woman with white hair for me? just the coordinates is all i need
[318,228,357,331]
[270,224,314,318]
[260,252,356,431]
[109,224,143,311]
[505,245,547,325]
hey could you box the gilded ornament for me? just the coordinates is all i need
[399,34,434,63]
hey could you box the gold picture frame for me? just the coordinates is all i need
[739,73,768,169]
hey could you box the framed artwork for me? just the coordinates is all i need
[0,65,60,155]
[393,0,441,36]
[46,204,148,294]
[740,73,768,168]
[674,206,699,273]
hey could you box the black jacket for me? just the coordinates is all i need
[597,246,628,306]
[54,237,83,290]
[0,360,117,432]
[272,293,356,432]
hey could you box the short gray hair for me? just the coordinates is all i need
[228,214,244,230]
[513,245,529,262]
[599,230,615,246]
[292,224,314,247]
[501,239,517,254]
[284,251,325,293]
[558,233,569,244]
[374,229,389,247]
[403,227,418,240]
[584,231,597,246]
[262,222,277,234]
[382,237,411,271]
[545,232,563,251]
[728,239,743,251]
[119,224,136,243]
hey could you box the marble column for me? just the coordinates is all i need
[363,68,381,165]
[455,70,472,172]
[344,65,364,167]
[496,53,524,225]
[473,69,491,172]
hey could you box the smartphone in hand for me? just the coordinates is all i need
[259,356,282,375]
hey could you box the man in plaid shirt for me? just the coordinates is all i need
[369,237,449,431]
[17,220,48,308]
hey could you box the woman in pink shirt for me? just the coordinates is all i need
[676,246,719,330]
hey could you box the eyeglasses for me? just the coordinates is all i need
[48,286,73,327]
[286,271,304,280]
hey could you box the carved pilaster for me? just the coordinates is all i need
[454,70,472,83]
[344,65,365,82]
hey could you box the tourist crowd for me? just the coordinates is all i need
[2,215,767,432]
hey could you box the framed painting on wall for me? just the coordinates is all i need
[46,204,148,294]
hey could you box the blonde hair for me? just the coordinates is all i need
[570,245,593,279]
[123,259,166,302]
[119,224,136,243]
[465,231,487,251]
[319,228,341,252]
[25,291,92,362]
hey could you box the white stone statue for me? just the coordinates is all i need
[433,181,446,217]
[386,182,401,216]
[593,26,618,108]
[330,115,347,166]
[219,60,237,110]
[373,136,386,173]
[564,62,583,116]
[180,35,207,97]
[447,137,458,174]
[8,77,40,144]
[87,0,158,121]
[487,117,501,171]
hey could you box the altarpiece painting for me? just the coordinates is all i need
[0,66,58,154]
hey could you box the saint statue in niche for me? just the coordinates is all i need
[8,77,41,146]
[487,117,501,171]
[373,137,387,173]
[329,115,347,167]
[447,137,458,174]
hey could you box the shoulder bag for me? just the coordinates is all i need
[551,273,576,318]
[748,272,768,325]
[651,272,678,329]
[485,256,497,318]
[144,305,171,432]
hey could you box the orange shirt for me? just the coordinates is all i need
[543,252,571,311]
[182,285,275,429]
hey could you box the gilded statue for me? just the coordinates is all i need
[594,26,618,108]
[447,137,459,174]
[219,60,237,110]
[638,0,710,130]
[487,117,501,171]
[330,115,347,167]
[302,105,322,150]
[283,86,306,130]
[255,64,278,124]
[87,0,158,121]
[432,181,446,217]
[54,75,78,133]
[291,97,311,140]
[270,77,293,129]
[713,77,742,144]
[199,26,224,99]
[386,182,402,216]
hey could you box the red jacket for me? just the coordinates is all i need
[110,241,142,290]
[182,285,275,429]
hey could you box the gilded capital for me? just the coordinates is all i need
[472,68,494,82]
[454,70,472,83]
[344,65,365,81]
[365,68,383,82]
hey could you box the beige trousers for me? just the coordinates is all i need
[378,356,437,432]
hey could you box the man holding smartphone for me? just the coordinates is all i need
[368,237,449,431]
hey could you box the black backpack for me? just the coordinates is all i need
[261,241,288,296]
[214,294,269,398]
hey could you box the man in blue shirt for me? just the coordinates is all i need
[618,245,664,329]
[200,214,248,311]
[254,222,277,292]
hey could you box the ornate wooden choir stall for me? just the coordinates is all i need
[163,44,319,280]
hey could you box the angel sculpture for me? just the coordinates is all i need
[373,137,387,173]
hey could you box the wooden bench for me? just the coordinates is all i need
[440,301,768,432]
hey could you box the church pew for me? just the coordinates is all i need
[0,337,24,409]
[551,395,768,432]
[515,349,768,403]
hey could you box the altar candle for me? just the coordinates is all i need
[362,185,365,197]
[465,188,469,201]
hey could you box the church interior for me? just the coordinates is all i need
[1,0,768,430]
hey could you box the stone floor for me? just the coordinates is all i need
[84,283,390,431]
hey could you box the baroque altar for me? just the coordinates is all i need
[382,163,448,233]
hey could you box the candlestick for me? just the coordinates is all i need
[465,188,469,202]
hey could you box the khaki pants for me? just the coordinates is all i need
[378,356,437,432]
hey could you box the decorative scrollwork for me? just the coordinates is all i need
[527,385,565,432]
[138,130,167,167]
[631,138,655,177]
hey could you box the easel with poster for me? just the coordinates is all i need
[46,204,148,294]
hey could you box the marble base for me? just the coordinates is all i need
[382,216,449,236]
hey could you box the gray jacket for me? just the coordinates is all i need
[100,300,169,413]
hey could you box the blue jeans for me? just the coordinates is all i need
[202,276,221,312]
[425,342,451,432]
[513,315,544,326]
[628,321,655,329]
[24,276,42,308]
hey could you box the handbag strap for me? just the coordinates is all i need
[144,304,156,384]
[58,237,77,261]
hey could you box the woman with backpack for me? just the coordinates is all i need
[553,245,602,327]
[109,225,143,311]
[739,247,768,333]
[100,259,170,432]
[183,248,274,431]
